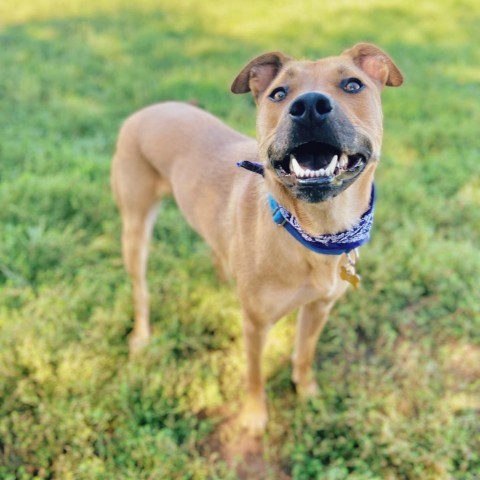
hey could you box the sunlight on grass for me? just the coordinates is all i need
[458,178,480,206]
[159,0,478,52]
[24,25,59,40]
[0,0,146,25]
[263,316,296,379]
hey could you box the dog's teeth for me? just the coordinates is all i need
[296,167,306,178]
[290,154,312,178]
[325,155,338,176]
[290,154,336,179]
[339,153,348,169]
[311,168,325,177]
[289,154,302,176]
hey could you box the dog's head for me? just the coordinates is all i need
[232,44,403,203]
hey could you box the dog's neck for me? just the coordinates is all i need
[268,165,376,236]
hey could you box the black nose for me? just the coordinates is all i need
[289,92,333,125]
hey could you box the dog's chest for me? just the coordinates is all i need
[252,256,348,321]
[300,258,347,303]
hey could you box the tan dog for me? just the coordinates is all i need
[111,43,403,434]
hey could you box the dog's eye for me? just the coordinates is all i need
[269,86,288,102]
[341,78,364,94]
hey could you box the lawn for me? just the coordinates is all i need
[0,0,479,478]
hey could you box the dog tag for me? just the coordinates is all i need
[340,251,361,289]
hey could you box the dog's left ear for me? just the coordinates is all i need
[231,52,292,100]
[342,43,403,88]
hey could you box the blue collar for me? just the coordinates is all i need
[237,160,376,256]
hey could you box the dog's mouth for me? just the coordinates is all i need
[274,142,367,183]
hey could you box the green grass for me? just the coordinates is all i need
[1,0,479,478]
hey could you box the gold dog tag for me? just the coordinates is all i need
[340,251,361,289]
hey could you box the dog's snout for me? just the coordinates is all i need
[289,92,333,125]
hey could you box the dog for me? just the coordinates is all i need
[111,43,403,434]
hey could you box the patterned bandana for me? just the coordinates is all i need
[267,186,375,255]
[237,160,376,255]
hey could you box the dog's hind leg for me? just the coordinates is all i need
[111,149,171,355]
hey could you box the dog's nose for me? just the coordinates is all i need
[289,92,333,125]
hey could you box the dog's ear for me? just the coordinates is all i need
[342,43,403,88]
[231,52,292,100]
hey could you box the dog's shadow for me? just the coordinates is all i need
[202,410,292,480]
[198,359,296,479]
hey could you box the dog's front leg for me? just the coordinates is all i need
[292,299,334,397]
[240,311,270,435]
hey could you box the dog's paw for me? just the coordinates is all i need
[239,396,268,436]
[294,379,320,399]
[128,332,150,356]
[292,368,320,398]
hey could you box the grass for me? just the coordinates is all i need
[0,0,479,478]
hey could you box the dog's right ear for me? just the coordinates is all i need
[231,52,292,100]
